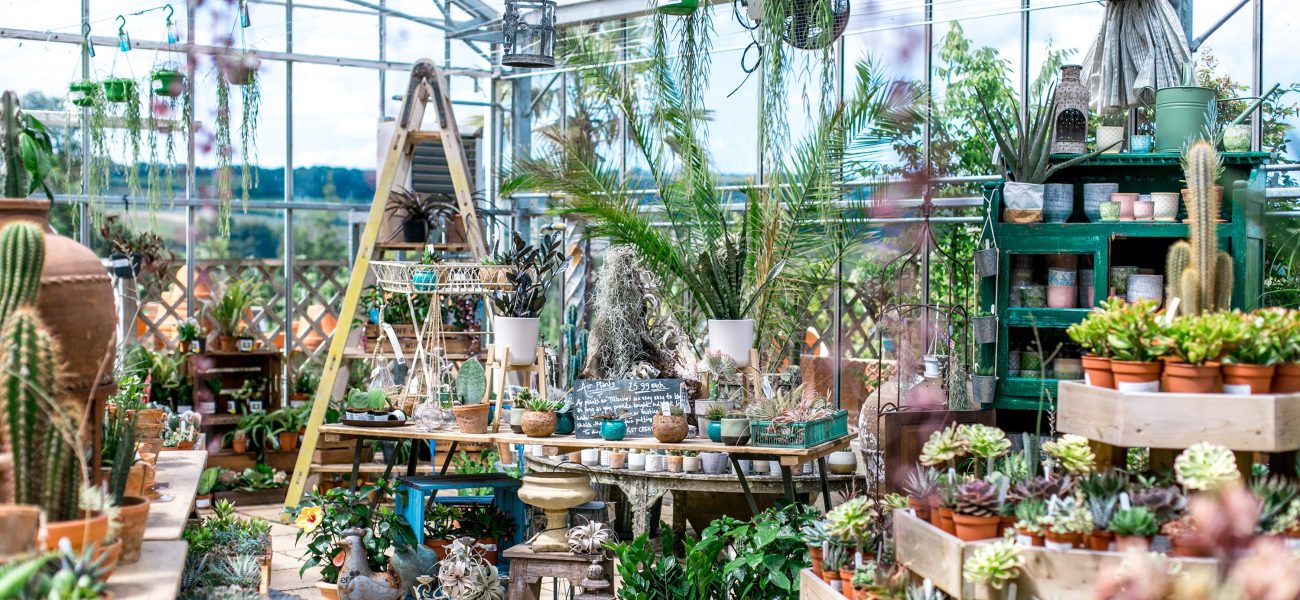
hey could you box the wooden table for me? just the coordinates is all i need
[314,424,851,514]
[144,450,207,540]
[106,540,188,600]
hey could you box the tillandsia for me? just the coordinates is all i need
[1174,442,1241,492]
[902,464,941,499]
[919,424,967,468]
[582,245,691,380]
[1041,434,1095,476]
[962,539,1024,590]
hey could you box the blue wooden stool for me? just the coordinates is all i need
[395,473,528,551]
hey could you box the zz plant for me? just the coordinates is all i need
[490,231,565,318]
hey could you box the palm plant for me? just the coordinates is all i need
[503,41,919,366]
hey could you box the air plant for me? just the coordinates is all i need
[902,464,940,500]
[566,519,615,555]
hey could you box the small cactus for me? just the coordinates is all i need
[0,221,44,326]
[1167,141,1232,315]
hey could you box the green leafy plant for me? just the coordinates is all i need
[1067,300,1121,358]
[1042,434,1095,476]
[456,357,487,405]
[959,423,1011,476]
[1222,311,1283,366]
[286,482,404,584]
[489,231,565,319]
[455,505,517,542]
[1,91,56,201]
[198,467,221,496]
[963,539,1024,590]
[423,503,463,541]
[1167,312,1239,365]
[1108,507,1158,537]
[976,86,1114,184]
[207,279,258,338]
[1174,442,1240,491]
[1252,475,1299,534]
[1105,300,1170,363]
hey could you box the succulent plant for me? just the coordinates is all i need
[1066,300,1118,358]
[1266,499,1300,536]
[1042,495,1093,535]
[1081,469,1128,530]
[1222,311,1285,366]
[456,358,487,404]
[800,520,830,546]
[826,496,878,545]
[1042,434,1095,476]
[962,539,1024,590]
[851,562,878,589]
[1166,313,1240,365]
[902,464,940,499]
[1128,484,1186,523]
[1166,140,1232,316]
[954,480,1002,517]
[1013,498,1047,535]
[1105,300,1171,363]
[0,222,43,327]
[959,424,1011,460]
[1013,474,1072,502]
[919,424,967,467]
[1175,442,1241,492]
[882,493,909,511]
[1251,475,1299,534]
[1108,507,1158,537]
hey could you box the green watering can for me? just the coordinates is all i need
[1154,82,1283,153]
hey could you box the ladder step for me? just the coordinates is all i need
[406,130,443,145]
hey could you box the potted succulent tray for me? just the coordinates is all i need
[893,509,1218,600]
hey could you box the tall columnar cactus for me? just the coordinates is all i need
[1166,141,1233,315]
[0,221,44,326]
[1,91,24,199]
[0,308,80,521]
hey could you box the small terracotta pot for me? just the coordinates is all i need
[117,496,152,564]
[1115,535,1151,552]
[1044,530,1083,549]
[1087,529,1114,551]
[1169,533,1209,557]
[453,402,490,434]
[928,496,943,528]
[44,510,109,553]
[666,455,684,472]
[907,496,931,522]
[1165,361,1221,393]
[97,538,122,579]
[610,453,627,469]
[1110,360,1162,390]
[277,431,299,451]
[232,438,249,453]
[217,335,237,352]
[952,513,1000,541]
[521,410,558,437]
[839,568,855,587]
[937,507,957,536]
[821,568,839,585]
[1274,363,1300,394]
[808,545,824,576]
[0,504,41,558]
[1223,363,1276,394]
[425,538,451,560]
[1081,355,1115,388]
[1017,527,1045,547]
[998,515,1016,537]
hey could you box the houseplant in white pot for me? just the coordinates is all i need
[489,231,565,366]
[977,87,1116,223]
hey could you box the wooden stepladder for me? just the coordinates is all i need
[283,60,488,515]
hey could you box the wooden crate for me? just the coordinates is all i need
[798,569,844,600]
[1057,381,1300,452]
[894,510,984,597]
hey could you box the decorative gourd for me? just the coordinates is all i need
[1166,141,1233,315]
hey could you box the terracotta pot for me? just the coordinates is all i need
[97,537,122,579]
[195,494,212,508]
[998,515,1016,537]
[937,507,957,535]
[1110,360,1162,391]
[0,504,42,558]
[0,200,116,427]
[1017,527,1045,547]
[176,440,196,450]
[453,402,490,434]
[822,568,839,585]
[907,496,931,522]
[1086,529,1114,551]
[1165,361,1221,393]
[217,335,237,352]
[277,431,299,451]
[666,455,684,472]
[232,438,248,453]
[652,413,688,443]
[117,496,151,564]
[1044,530,1083,549]
[1081,355,1115,388]
[478,537,498,565]
[610,453,627,469]
[521,411,558,437]
[952,513,1000,541]
[839,568,855,588]
[316,581,340,600]
[808,545,824,576]
[1274,363,1300,394]
[928,496,943,529]
[1115,535,1151,552]
[1170,533,1209,557]
[44,510,109,553]
[425,538,451,560]
[1223,363,1276,394]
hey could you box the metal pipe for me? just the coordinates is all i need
[1189,0,1250,53]
[338,0,451,28]
[49,194,363,212]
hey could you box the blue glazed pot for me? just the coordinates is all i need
[600,419,627,441]
[707,420,722,443]
[555,412,575,436]
[368,307,381,324]
[413,270,437,292]
[1082,183,1119,222]
[1043,183,1074,223]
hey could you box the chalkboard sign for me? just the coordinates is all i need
[571,379,688,439]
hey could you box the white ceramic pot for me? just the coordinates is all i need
[769,461,782,476]
[828,450,857,474]
[752,459,769,473]
[682,456,700,473]
[922,355,944,378]
[707,319,755,368]
[627,453,646,471]
[1152,192,1180,221]
[645,454,665,472]
[599,449,613,467]
[527,444,544,457]
[1003,181,1045,211]
[493,316,540,366]
[580,448,600,466]
[736,459,752,474]
[1097,126,1125,153]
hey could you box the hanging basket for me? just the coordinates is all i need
[970,375,997,406]
[219,53,261,86]
[974,247,999,278]
[370,261,512,296]
[151,69,185,97]
[972,316,998,345]
[69,81,98,107]
[657,0,698,15]
[782,0,851,50]
[102,78,136,103]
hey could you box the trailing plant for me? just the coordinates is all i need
[1104,300,1170,363]
[1108,507,1158,537]
[1042,434,1095,476]
[582,245,689,379]
[1175,442,1240,492]
[489,231,564,319]
[1222,310,1283,366]
[963,539,1024,591]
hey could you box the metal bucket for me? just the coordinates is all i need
[1154,86,1216,152]
[975,247,999,278]
[972,316,998,344]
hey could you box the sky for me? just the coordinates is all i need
[0,0,1296,177]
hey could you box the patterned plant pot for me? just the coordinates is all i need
[1099,201,1121,221]
[1126,274,1164,306]
[1111,192,1139,220]
[1133,200,1155,221]
[1007,350,1021,371]
[1152,192,1180,221]
[1042,183,1074,223]
[1129,134,1152,154]
[1223,124,1251,152]
[974,247,999,278]
[1079,285,1094,308]
[972,316,998,344]
[1021,285,1047,308]
[1097,125,1125,153]
[1083,183,1119,222]
[1110,266,1139,294]
[1047,285,1077,308]
[1053,358,1084,380]
[1047,268,1077,286]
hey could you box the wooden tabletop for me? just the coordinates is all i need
[318,424,852,466]
[106,540,188,600]
[144,450,207,541]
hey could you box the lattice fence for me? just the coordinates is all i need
[134,259,348,360]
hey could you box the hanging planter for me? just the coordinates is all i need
[970,374,997,405]
[69,81,99,107]
[502,0,556,68]
[974,247,999,278]
[151,67,185,97]
[102,78,136,103]
[219,52,261,86]
[971,315,998,345]
[656,0,698,15]
[782,0,851,50]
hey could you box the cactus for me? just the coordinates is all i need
[0,221,44,326]
[0,308,80,521]
[1166,141,1232,315]
[456,357,486,404]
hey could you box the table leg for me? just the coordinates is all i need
[780,465,796,503]
[440,440,459,475]
[349,436,366,492]
[729,455,759,517]
[671,490,688,554]
[379,439,404,484]
[817,457,832,511]
[407,440,421,477]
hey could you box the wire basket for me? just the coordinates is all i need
[750,410,848,449]
[370,261,512,295]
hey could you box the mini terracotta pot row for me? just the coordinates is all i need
[909,495,1016,542]
[1081,355,1300,394]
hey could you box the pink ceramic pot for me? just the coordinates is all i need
[1133,200,1154,221]
[1111,193,1139,221]
[1047,285,1077,309]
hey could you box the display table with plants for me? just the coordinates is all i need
[105,540,191,600]
[143,449,209,540]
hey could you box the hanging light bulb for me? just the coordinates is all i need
[164,5,178,43]
[116,15,131,52]
[239,0,251,28]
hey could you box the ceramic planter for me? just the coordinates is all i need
[1047,268,1077,286]
[952,513,1000,541]
[517,472,597,552]
[1008,350,1022,371]
[972,316,998,344]
[610,452,627,469]
[682,455,700,472]
[599,419,627,441]
[720,418,750,446]
[1112,192,1138,221]
[1274,363,1300,393]
[117,496,151,564]
[1164,361,1221,393]
[652,413,688,443]
[1126,274,1164,306]
[580,448,600,466]
[706,419,722,443]
[970,374,997,405]
[752,459,769,473]
[1223,363,1276,395]
[974,247,999,278]
[599,449,613,467]
[1052,357,1084,380]
[1047,285,1077,308]
[707,319,755,367]
[1133,199,1155,221]
[44,511,109,553]
[1099,200,1121,221]
[195,494,212,508]
[494,316,541,366]
[1223,123,1252,152]
[665,455,683,473]
[1087,530,1115,552]
[1097,125,1125,153]
[277,431,299,452]
[627,453,646,471]
[1152,192,1181,221]
[509,406,527,434]
[645,454,665,472]
[922,354,945,378]
[1110,266,1139,295]
[769,461,782,476]
[1111,360,1162,392]
[555,412,575,435]
[1083,183,1119,222]
[1129,134,1153,154]
[521,411,558,437]
[936,507,957,535]
[700,451,728,474]
[453,402,490,434]
[1003,181,1044,223]
[828,451,857,474]
[1042,183,1074,223]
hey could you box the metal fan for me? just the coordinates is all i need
[782,0,850,50]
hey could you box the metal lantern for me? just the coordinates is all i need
[502,0,556,68]
[1052,64,1089,154]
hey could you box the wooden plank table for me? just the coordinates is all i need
[144,450,207,540]
[106,540,188,600]
[313,424,851,514]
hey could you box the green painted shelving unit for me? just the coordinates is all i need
[977,151,1270,411]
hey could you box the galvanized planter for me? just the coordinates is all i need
[974,247,999,278]
[972,316,998,345]
[970,375,998,405]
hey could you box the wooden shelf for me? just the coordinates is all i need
[144,450,208,540]
[374,241,469,252]
[342,347,477,360]
[798,569,844,600]
[310,461,440,474]
[106,540,188,600]
[1004,307,1090,328]
[1057,380,1300,452]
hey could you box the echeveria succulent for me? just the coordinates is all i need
[1042,434,1095,476]
[1174,442,1240,492]
[963,539,1024,590]
[919,424,967,467]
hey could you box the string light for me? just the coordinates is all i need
[116,15,131,51]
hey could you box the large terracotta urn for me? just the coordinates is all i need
[0,200,117,409]
[517,472,595,552]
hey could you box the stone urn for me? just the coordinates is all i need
[517,472,595,552]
